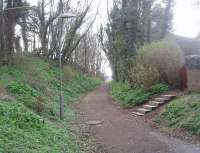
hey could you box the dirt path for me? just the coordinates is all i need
[77,85,200,153]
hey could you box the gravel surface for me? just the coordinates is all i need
[77,85,200,153]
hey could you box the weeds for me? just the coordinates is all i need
[149,83,169,95]
[111,82,169,108]
[0,55,101,152]
[157,94,200,136]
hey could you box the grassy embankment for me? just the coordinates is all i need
[0,55,101,153]
[157,93,200,136]
[111,82,169,108]
[110,39,183,108]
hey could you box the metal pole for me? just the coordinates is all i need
[58,13,76,120]
[59,18,64,120]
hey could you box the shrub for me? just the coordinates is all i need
[126,89,150,106]
[181,116,200,135]
[157,94,200,136]
[0,102,44,129]
[111,82,170,108]
[0,56,101,152]
[0,102,82,153]
[128,61,160,89]
[7,81,39,97]
[33,96,47,113]
[111,82,150,108]
[10,53,25,65]
[160,102,185,127]
[63,65,74,82]
[149,83,169,95]
[129,39,185,88]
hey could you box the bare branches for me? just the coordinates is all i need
[62,0,100,60]
[0,0,103,67]
[0,6,36,13]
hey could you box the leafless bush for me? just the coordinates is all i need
[63,65,74,82]
[129,60,160,89]
[129,39,185,88]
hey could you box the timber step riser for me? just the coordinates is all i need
[149,101,164,107]
[143,105,157,111]
[131,94,176,117]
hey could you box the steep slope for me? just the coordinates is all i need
[0,55,101,153]
[157,94,200,137]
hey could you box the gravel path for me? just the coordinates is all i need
[77,85,200,153]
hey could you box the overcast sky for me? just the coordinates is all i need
[28,0,200,77]
[28,0,200,38]
[174,0,200,37]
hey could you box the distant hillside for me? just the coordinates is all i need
[0,55,101,153]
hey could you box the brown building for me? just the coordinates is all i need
[173,34,200,91]
[185,55,200,91]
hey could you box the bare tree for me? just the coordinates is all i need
[0,0,5,63]
[21,13,29,52]
[62,1,99,61]
[69,31,103,77]
[160,0,173,38]
[0,0,27,63]
[32,0,65,55]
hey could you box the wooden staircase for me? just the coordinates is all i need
[131,94,176,116]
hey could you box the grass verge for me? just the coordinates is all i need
[156,93,200,136]
[0,55,101,152]
[111,82,169,108]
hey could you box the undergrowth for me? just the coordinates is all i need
[156,94,200,136]
[0,102,81,153]
[0,55,101,152]
[111,82,169,108]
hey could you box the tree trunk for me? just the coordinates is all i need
[40,31,48,55]
[146,1,152,42]
[147,17,151,42]
[21,15,28,52]
[122,0,127,8]
[40,0,48,55]
[33,29,36,52]
[0,0,5,63]
[160,0,173,39]
[15,36,22,53]
[4,15,16,60]
[1,0,23,63]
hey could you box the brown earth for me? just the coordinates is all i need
[76,84,200,153]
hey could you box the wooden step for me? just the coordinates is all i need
[131,111,144,116]
[161,94,176,99]
[131,93,177,117]
[154,97,168,102]
[149,101,164,106]
[137,108,151,114]
[143,104,158,110]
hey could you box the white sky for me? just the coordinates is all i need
[173,0,200,37]
[28,0,200,37]
[28,0,200,77]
